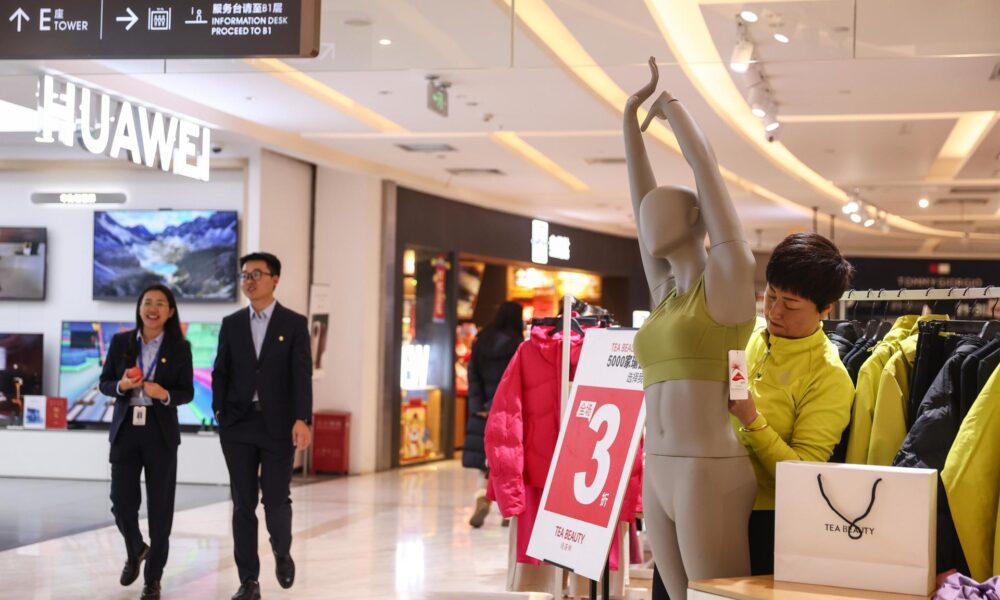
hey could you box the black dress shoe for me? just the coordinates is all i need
[231,580,261,600]
[274,551,295,589]
[120,543,150,586]
[139,580,161,600]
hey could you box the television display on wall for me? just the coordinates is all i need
[93,210,238,301]
[0,228,47,300]
[0,334,44,425]
[58,321,220,427]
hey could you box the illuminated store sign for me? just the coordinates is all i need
[36,75,212,182]
[531,219,572,264]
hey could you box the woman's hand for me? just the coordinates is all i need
[640,90,678,132]
[119,372,144,392]
[143,382,168,402]
[626,56,659,113]
[728,389,760,428]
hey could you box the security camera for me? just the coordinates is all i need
[211,145,224,154]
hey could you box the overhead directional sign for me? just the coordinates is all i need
[0,0,320,59]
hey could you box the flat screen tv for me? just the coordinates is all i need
[0,227,47,300]
[93,210,238,301]
[58,321,220,427]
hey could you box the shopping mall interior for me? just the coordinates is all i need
[1,1,999,599]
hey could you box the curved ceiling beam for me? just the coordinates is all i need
[642,0,1000,241]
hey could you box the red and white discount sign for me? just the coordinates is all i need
[527,328,645,581]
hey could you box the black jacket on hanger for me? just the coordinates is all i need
[907,322,953,430]
[894,335,984,576]
[959,334,1000,419]
[979,346,1000,394]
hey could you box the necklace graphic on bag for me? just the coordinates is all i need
[816,474,882,540]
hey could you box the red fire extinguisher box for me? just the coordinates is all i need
[311,411,350,475]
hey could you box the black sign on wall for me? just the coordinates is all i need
[848,257,1000,292]
[0,0,320,59]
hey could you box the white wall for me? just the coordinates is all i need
[257,150,313,316]
[0,166,245,396]
[312,166,383,474]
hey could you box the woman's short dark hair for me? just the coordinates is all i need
[766,233,854,310]
[240,252,281,277]
[134,284,184,342]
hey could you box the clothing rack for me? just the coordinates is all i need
[838,286,1000,319]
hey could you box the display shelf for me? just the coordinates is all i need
[689,576,929,600]
[0,428,229,484]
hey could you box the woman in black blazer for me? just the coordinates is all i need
[99,284,193,600]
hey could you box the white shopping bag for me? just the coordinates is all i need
[774,461,936,595]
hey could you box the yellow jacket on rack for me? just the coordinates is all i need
[942,364,1000,582]
[845,315,918,464]
[733,325,854,510]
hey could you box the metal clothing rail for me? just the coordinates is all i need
[838,286,1000,319]
[841,287,1000,302]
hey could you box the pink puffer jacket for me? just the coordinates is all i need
[485,326,583,516]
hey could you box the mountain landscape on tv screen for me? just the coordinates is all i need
[93,211,237,300]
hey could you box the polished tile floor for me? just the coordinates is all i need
[0,461,511,599]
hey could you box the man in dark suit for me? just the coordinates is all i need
[213,252,312,600]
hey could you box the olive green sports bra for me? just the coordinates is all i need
[633,274,755,388]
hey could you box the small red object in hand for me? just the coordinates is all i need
[126,367,143,380]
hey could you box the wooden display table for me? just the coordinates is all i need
[689,576,929,600]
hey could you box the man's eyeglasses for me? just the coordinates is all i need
[239,270,274,281]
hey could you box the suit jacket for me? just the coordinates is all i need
[99,330,194,448]
[212,302,313,442]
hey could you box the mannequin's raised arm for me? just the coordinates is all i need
[625,57,672,298]
[642,93,745,247]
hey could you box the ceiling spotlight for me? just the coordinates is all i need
[774,33,790,44]
[850,213,863,224]
[748,86,770,117]
[378,38,392,46]
[918,198,930,209]
[763,113,781,132]
[842,201,859,214]
[863,218,876,228]
[739,10,759,23]
[730,36,754,73]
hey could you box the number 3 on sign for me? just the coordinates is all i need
[573,404,621,505]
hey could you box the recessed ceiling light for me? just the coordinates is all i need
[850,213,863,224]
[774,33,790,44]
[918,198,930,209]
[344,18,372,27]
[739,10,759,23]
[378,38,392,46]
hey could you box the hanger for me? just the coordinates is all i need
[532,315,585,336]
[872,289,898,341]
[863,289,885,339]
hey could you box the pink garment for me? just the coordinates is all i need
[485,326,646,569]
[934,573,1000,599]
[486,327,583,517]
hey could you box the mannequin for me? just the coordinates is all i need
[626,57,757,597]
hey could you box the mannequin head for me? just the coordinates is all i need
[638,186,705,258]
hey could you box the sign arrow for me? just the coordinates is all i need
[116,7,138,31]
[8,7,29,32]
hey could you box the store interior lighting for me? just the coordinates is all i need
[918,198,930,209]
[729,23,754,73]
[850,212,863,224]
[773,33,790,44]
[763,112,781,132]
[739,10,759,23]
[748,85,770,118]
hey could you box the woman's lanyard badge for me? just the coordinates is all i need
[132,340,163,427]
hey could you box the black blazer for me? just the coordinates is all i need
[212,303,313,442]
[99,330,194,447]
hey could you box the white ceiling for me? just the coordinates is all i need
[1,0,999,257]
